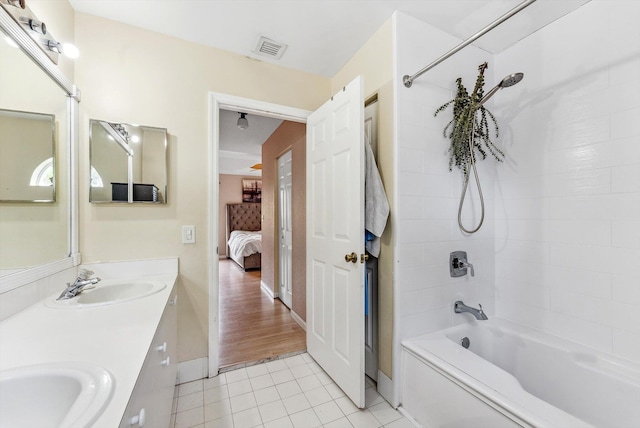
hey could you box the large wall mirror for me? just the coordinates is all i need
[89,120,168,204]
[0,25,70,277]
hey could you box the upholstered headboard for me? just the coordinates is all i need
[227,203,261,233]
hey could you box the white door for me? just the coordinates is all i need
[278,150,293,308]
[306,76,365,408]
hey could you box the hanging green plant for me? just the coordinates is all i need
[434,62,503,174]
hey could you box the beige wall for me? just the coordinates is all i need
[218,174,252,257]
[330,18,395,379]
[74,13,331,362]
[261,121,307,320]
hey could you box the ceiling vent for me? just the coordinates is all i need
[253,36,287,60]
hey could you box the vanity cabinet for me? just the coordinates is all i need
[119,285,177,428]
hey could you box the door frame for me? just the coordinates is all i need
[208,92,311,376]
[277,149,293,309]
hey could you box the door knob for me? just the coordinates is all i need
[345,252,357,263]
[361,254,369,263]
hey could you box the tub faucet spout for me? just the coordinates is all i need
[454,300,488,320]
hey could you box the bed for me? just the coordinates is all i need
[226,202,262,270]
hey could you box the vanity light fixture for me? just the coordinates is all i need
[18,16,46,35]
[237,112,249,130]
[44,40,80,59]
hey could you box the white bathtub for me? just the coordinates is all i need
[401,318,640,428]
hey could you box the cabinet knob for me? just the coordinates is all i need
[161,357,171,366]
[156,342,167,353]
[129,408,146,427]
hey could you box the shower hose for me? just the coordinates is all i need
[457,124,485,234]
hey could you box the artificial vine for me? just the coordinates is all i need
[434,62,503,174]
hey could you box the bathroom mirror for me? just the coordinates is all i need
[89,120,168,204]
[0,109,56,202]
[0,25,70,276]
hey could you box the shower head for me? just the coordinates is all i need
[478,72,524,106]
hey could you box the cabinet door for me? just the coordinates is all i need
[120,286,178,428]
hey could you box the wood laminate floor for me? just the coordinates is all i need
[218,259,306,368]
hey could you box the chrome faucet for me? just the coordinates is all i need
[57,269,101,300]
[454,300,488,320]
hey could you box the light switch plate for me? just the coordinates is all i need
[182,225,195,244]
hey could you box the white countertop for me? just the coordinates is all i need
[0,259,178,427]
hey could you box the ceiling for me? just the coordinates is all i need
[68,0,589,78]
[219,110,282,176]
[67,0,589,175]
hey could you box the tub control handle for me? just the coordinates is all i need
[450,251,474,277]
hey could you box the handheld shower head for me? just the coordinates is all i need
[478,72,524,106]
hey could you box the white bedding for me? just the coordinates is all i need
[228,230,262,261]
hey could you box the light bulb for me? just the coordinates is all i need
[62,43,79,59]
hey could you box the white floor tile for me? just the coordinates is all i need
[204,385,229,405]
[175,407,204,428]
[228,379,253,397]
[315,371,334,386]
[325,383,346,399]
[271,368,295,384]
[233,407,263,428]
[296,374,322,392]
[347,410,382,428]
[179,379,204,396]
[246,363,269,378]
[288,408,322,428]
[301,354,314,363]
[290,364,313,379]
[250,373,275,391]
[323,417,355,428]
[312,400,344,425]
[365,388,384,407]
[383,416,416,428]
[177,390,204,413]
[204,398,232,422]
[283,355,307,368]
[276,380,302,398]
[258,400,288,423]
[204,373,227,389]
[226,368,249,383]
[204,414,233,428]
[303,386,332,407]
[230,391,258,413]
[263,415,293,428]
[369,401,403,425]
[334,396,359,416]
[266,359,288,372]
[282,392,311,414]
[254,386,281,406]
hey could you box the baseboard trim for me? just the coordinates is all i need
[377,369,397,407]
[291,310,306,331]
[177,357,209,385]
[261,280,277,298]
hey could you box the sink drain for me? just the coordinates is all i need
[460,337,470,349]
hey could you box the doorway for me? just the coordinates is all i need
[210,96,311,372]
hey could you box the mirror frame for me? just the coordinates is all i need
[89,119,169,204]
[0,8,80,292]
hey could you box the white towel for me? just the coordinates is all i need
[365,134,389,257]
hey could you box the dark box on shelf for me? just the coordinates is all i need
[111,183,159,202]
[111,182,128,201]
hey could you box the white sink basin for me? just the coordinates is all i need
[48,280,166,308]
[0,362,113,428]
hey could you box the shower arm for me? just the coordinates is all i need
[402,0,536,88]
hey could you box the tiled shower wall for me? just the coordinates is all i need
[494,0,640,362]
[394,12,497,346]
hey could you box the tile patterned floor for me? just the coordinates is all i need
[170,353,414,428]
